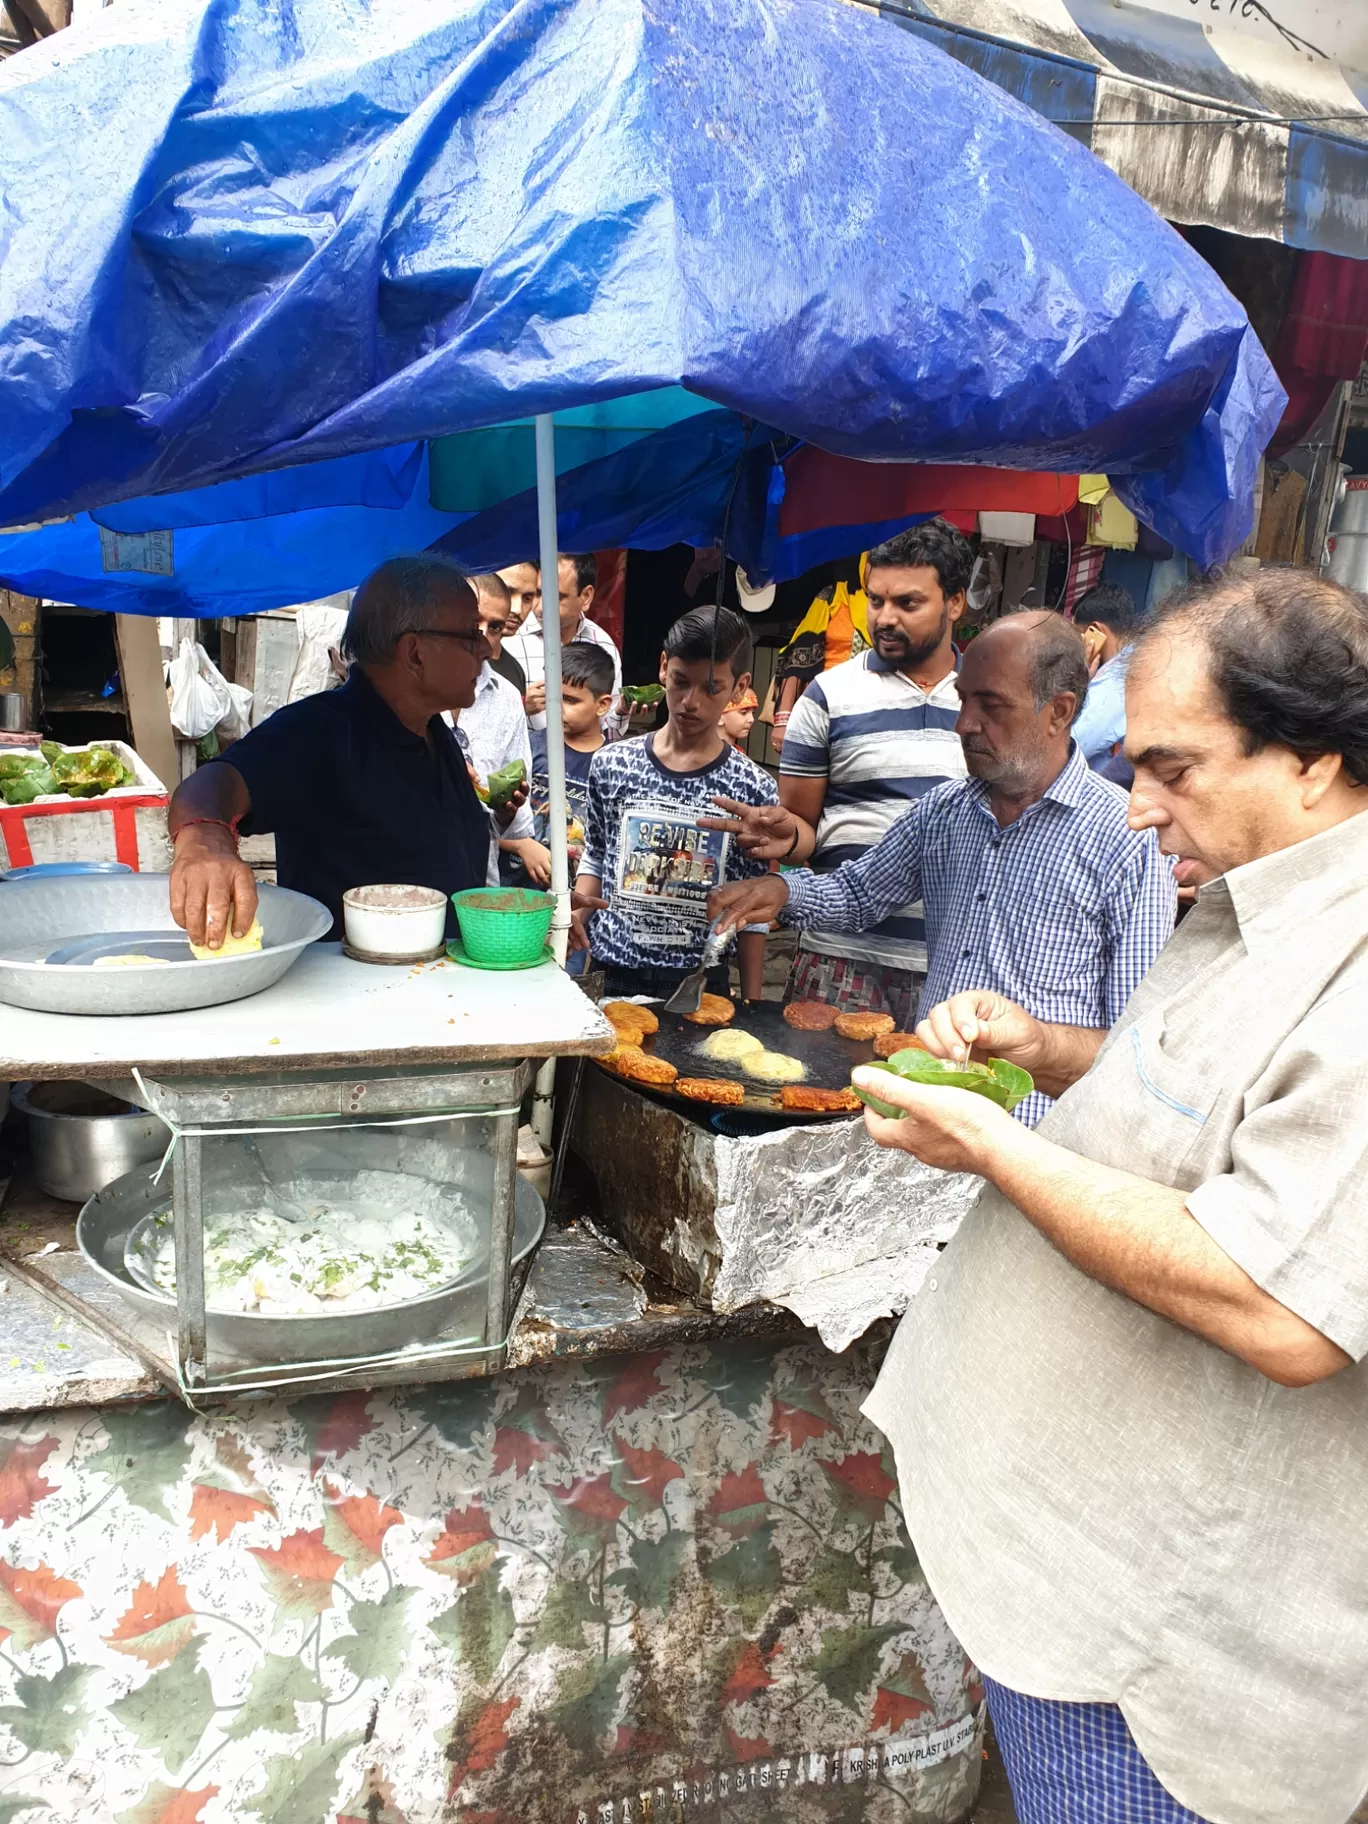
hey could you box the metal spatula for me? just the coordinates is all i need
[664,925,729,1016]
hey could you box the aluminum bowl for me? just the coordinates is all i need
[77,1159,545,1364]
[10,1080,170,1202]
[0,872,330,1015]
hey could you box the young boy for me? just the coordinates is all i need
[573,606,778,1002]
[721,686,758,751]
[501,641,614,886]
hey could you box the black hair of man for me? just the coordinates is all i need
[342,554,475,666]
[472,571,512,612]
[563,553,597,594]
[664,604,753,681]
[1075,581,1142,635]
[1142,566,1368,787]
[560,640,617,699]
[1009,610,1091,725]
[865,518,974,602]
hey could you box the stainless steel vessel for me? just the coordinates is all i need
[0,872,329,1014]
[11,1080,169,1201]
[78,1158,544,1364]
[96,1060,533,1393]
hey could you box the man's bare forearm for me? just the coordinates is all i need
[167,762,258,944]
[979,1122,1350,1387]
[167,760,251,837]
[1021,1024,1107,1098]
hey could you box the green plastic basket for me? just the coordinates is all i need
[450,887,555,965]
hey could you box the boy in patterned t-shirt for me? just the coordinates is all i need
[573,606,778,1003]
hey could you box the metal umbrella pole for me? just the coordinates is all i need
[531,412,570,1151]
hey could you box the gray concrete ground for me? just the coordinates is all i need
[972,1724,1018,1823]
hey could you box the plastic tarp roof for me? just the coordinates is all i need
[880,0,1368,261]
[0,0,1286,611]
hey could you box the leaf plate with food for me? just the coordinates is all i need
[851,1048,1033,1117]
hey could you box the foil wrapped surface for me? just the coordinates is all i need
[573,1070,982,1348]
[711,1120,982,1350]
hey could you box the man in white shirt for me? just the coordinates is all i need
[446,661,540,880]
[506,553,625,737]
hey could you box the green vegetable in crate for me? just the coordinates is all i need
[40,741,63,767]
[484,758,526,812]
[851,1047,1034,1118]
[0,755,43,782]
[92,745,135,786]
[83,748,125,786]
[622,683,665,706]
[1,766,56,806]
[50,746,124,798]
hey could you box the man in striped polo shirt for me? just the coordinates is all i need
[777,521,970,1026]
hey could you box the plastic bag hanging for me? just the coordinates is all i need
[167,638,232,739]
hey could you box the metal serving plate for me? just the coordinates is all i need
[0,873,330,1014]
[78,1161,545,1364]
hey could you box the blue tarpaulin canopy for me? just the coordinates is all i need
[0,0,1286,612]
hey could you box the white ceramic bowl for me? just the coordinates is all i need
[342,884,447,962]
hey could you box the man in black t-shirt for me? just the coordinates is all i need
[168,555,518,945]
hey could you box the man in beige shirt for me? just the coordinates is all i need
[855,568,1368,1824]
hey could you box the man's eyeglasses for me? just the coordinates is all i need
[412,627,487,650]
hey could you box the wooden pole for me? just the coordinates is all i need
[114,614,178,789]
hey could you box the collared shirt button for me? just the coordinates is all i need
[928,1276,938,1291]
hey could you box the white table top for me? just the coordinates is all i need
[0,943,614,1079]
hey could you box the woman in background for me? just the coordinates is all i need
[769,555,869,750]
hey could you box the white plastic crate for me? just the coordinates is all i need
[0,739,173,873]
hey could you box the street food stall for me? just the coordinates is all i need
[0,895,983,1824]
[0,0,1286,1816]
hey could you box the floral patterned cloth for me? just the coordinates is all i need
[0,1337,980,1823]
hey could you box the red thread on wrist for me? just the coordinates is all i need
[172,816,241,845]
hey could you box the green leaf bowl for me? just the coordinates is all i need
[850,1048,1033,1118]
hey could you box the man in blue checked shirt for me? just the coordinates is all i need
[707,611,1175,1125]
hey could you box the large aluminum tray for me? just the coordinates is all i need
[77,1160,545,1364]
[0,872,330,1014]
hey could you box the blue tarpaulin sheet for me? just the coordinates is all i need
[0,0,1286,613]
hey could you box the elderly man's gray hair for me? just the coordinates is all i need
[1031,617,1090,724]
[342,555,476,665]
[1001,609,1091,723]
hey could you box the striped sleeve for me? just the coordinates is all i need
[779,678,830,778]
[1101,831,1177,1024]
[781,802,927,934]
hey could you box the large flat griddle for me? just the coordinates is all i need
[593,998,890,1122]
